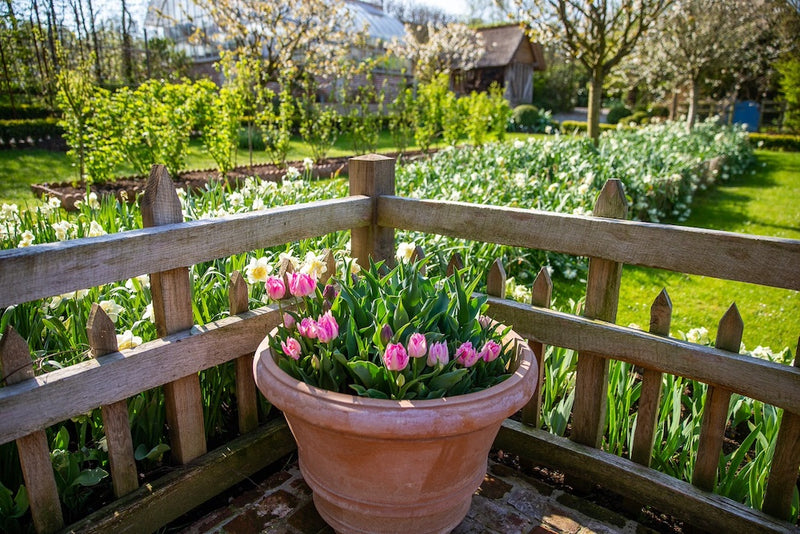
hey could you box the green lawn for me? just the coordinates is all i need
[614,150,800,352]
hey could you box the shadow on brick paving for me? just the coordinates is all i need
[167,455,660,534]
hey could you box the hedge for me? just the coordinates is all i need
[748,132,800,151]
[0,118,64,145]
[557,120,622,133]
[0,103,54,120]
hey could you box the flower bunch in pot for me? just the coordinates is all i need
[252,247,538,534]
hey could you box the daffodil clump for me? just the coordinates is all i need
[265,254,515,400]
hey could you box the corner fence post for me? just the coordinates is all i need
[141,164,207,464]
[0,326,64,534]
[571,179,628,448]
[349,154,396,268]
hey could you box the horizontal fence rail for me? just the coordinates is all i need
[378,196,800,291]
[486,296,800,414]
[0,305,282,445]
[0,196,371,308]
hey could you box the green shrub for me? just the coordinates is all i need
[558,120,619,133]
[607,104,633,125]
[509,104,554,133]
[748,133,800,151]
[620,111,650,125]
[606,105,631,125]
[0,118,63,144]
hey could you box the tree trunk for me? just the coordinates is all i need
[687,78,699,130]
[587,70,603,144]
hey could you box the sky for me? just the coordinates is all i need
[417,0,471,17]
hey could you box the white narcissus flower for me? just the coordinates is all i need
[1,203,19,221]
[395,242,416,263]
[116,330,142,350]
[245,256,271,284]
[99,300,124,322]
[88,221,106,237]
[17,230,34,247]
[300,251,327,279]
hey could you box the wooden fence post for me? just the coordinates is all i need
[349,154,396,269]
[692,303,743,491]
[630,289,672,467]
[141,164,207,464]
[522,267,552,427]
[762,336,800,520]
[87,305,139,498]
[571,179,628,448]
[446,252,464,276]
[228,271,259,435]
[486,259,506,299]
[0,326,64,534]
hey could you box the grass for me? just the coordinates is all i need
[613,150,800,352]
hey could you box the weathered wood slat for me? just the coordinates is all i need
[762,338,800,520]
[0,304,283,446]
[377,196,800,291]
[0,196,371,308]
[495,420,795,533]
[693,304,743,491]
[522,267,552,427]
[486,259,506,299]
[0,327,64,534]
[142,166,206,464]
[63,419,296,534]
[349,154,396,268]
[572,180,627,448]
[229,271,259,435]
[87,305,139,498]
[485,298,800,414]
[630,289,672,467]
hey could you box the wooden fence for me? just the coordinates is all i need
[0,154,798,533]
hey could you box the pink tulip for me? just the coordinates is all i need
[265,276,286,301]
[479,340,501,362]
[478,315,492,329]
[289,272,316,297]
[427,341,449,367]
[283,312,296,330]
[298,317,318,339]
[407,333,427,358]
[455,342,480,367]
[383,342,409,371]
[281,338,302,360]
[316,311,339,343]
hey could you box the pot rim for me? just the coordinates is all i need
[253,326,538,438]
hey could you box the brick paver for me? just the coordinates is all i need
[176,460,646,534]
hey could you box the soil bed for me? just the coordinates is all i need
[30,150,430,210]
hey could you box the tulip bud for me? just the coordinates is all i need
[407,333,427,358]
[380,324,394,345]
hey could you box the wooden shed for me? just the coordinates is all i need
[457,24,546,107]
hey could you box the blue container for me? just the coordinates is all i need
[733,101,760,132]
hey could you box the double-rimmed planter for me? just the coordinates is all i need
[253,327,538,534]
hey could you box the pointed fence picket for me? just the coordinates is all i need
[0,155,798,533]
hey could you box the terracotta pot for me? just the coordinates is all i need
[253,329,537,534]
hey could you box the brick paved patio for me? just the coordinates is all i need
[173,458,649,534]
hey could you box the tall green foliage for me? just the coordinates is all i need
[197,80,244,176]
[778,57,800,133]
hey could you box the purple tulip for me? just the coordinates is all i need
[478,340,501,362]
[455,342,480,367]
[383,342,409,371]
[281,338,302,360]
[407,333,427,358]
[427,341,449,367]
[316,311,339,343]
[380,324,394,345]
